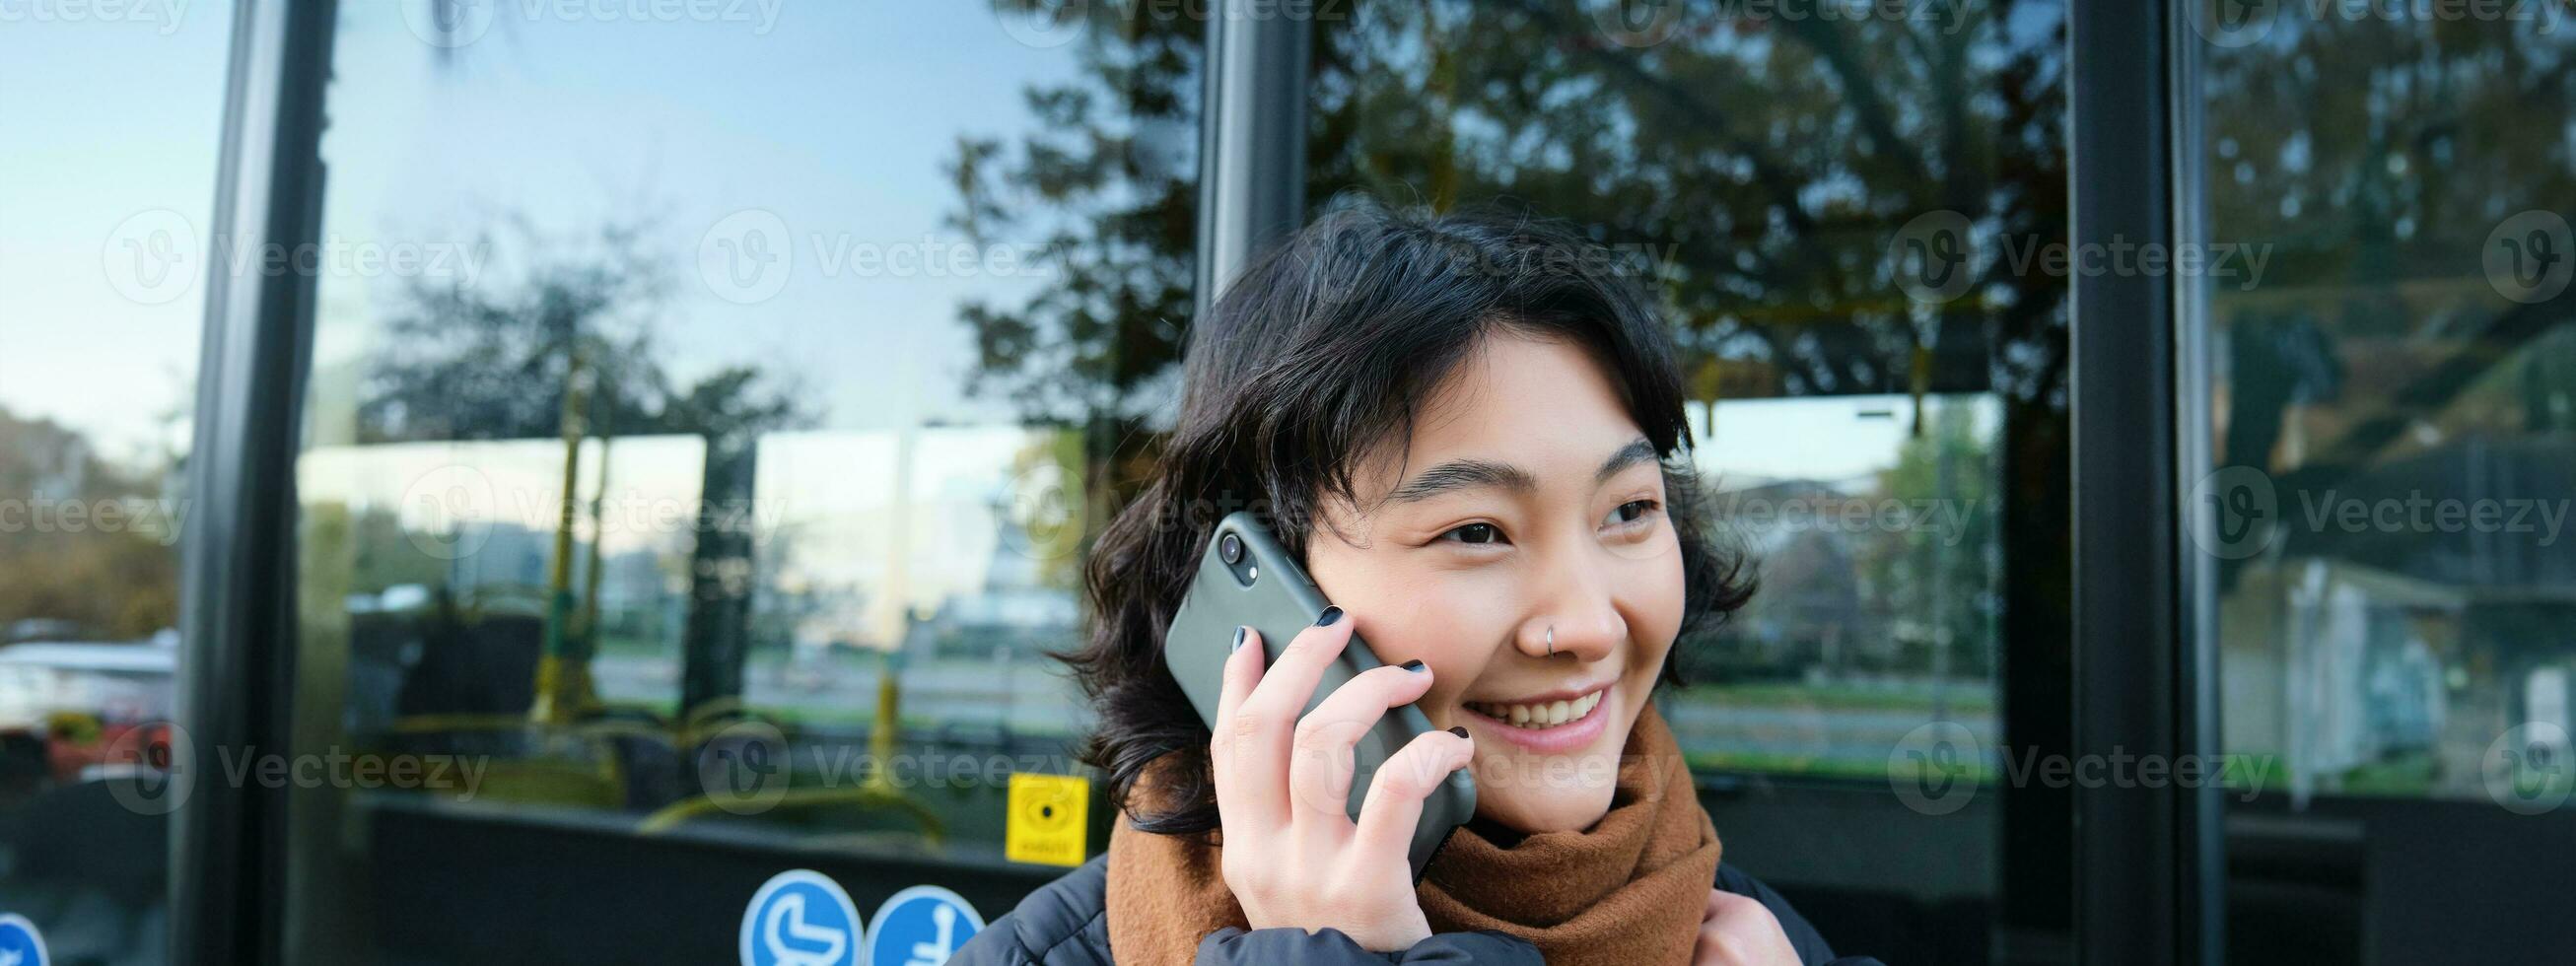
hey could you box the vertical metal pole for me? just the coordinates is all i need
[175,2,336,964]
[1193,0,1310,316]
[2168,5,2227,962]
[2069,1,2208,964]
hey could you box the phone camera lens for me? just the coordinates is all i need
[1218,531,1243,565]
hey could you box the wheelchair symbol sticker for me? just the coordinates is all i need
[868,885,983,966]
[740,869,863,966]
[0,914,49,966]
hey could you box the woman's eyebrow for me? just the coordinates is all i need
[1384,437,1658,505]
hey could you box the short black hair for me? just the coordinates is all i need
[1059,196,1753,837]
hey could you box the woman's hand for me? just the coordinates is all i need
[1210,608,1477,952]
[1695,887,1803,966]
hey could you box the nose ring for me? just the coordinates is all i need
[1545,624,1556,656]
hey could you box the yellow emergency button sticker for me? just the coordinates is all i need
[1006,772,1089,867]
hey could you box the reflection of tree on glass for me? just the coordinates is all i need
[944,7,2070,756]
[2203,13,2576,808]
[948,0,1202,518]
[357,218,809,724]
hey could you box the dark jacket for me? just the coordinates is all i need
[952,854,1882,965]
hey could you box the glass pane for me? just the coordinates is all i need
[1305,1,2069,960]
[2193,7,2576,964]
[285,4,1193,961]
[0,10,232,966]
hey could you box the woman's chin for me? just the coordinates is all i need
[1471,784,1618,835]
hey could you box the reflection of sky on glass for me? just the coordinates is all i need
[0,13,231,464]
[311,2,1088,437]
[1692,392,1997,488]
[299,424,1066,642]
[4,2,1973,505]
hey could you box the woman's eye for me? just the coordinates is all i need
[1438,521,1506,545]
[1605,499,1661,529]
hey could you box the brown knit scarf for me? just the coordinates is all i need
[1106,701,1719,965]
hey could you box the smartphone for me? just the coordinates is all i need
[1162,511,1477,880]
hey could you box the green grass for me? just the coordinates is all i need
[1679,681,1996,715]
[2330,753,2436,795]
[1685,749,1978,785]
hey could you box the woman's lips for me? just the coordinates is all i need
[1460,684,1612,754]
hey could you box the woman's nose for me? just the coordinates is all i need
[1513,556,1628,662]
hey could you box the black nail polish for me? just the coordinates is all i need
[1315,605,1344,626]
[1447,726,1470,739]
[1400,658,1427,672]
[1231,625,1247,652]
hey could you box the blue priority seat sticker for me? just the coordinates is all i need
[0,915,47,966]
[739,869,865,966]
[868,885,984,966]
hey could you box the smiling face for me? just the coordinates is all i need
[1304,328,1687,834]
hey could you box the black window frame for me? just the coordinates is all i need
[177,2,2216,963]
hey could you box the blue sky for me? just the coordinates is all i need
[2,1,1961,493]
[3,1,1092,462]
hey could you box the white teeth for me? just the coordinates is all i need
[1471,691,1602,729]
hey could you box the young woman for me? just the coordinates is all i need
[953,201,1880,965]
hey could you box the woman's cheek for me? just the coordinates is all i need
[1625,546,1688,668]
[1376,576,1509,714]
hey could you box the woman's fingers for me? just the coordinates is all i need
[1210,623,1280,834]
[1285,660,1437,825]
[1352,725,1474,862]
[1241,608,1355,729]
[1696,889,1802,966]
